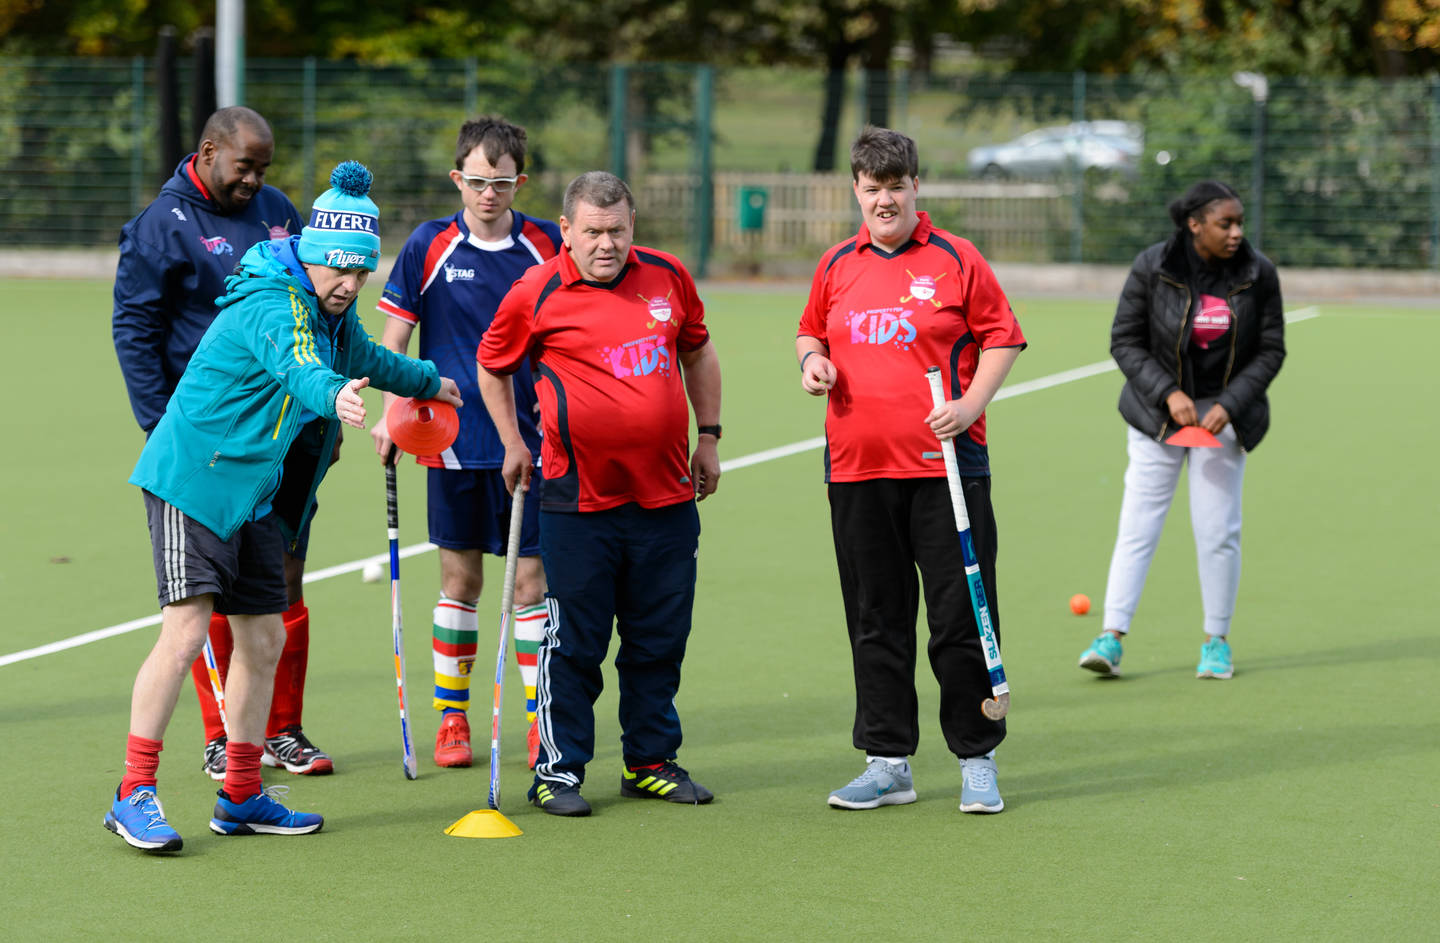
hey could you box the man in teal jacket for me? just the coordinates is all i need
[106,162,463,854]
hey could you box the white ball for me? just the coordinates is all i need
[362,560,386,583]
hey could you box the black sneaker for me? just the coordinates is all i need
[202,736,227,781]
[620,762,714,804]
[262,726,334,775]
[531,780,591,817]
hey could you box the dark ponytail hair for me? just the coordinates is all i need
[1168,181,1241,229]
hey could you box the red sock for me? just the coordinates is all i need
[627,762,664,772]
[190,613,233,742]
[120,734,163,798]
[267,599,309,737]
[223,740,265,803]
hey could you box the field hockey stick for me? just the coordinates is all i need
[925,366,1010,721]
[486,481,528,811]
[385,445,419,780]
[201,637,229,735]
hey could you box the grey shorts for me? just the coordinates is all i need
[142,491,289,616]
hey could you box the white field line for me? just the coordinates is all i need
[0,305,1320,668]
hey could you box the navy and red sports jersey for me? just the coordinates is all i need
[478,243,711,512]
[798,211,1026,481]
[378,210,561,469]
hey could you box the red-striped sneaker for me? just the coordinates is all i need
[434,712,472,768]
[262,726,334,775]
[202,736,227,781]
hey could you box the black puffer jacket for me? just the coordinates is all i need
[1111,231,1286,451]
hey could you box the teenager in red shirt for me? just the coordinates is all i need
[797,127,1025,814]
[478,171,722,817]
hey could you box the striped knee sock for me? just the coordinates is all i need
[432,595,478,713]
[513,603,547,723]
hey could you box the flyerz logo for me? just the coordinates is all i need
[310,210,377,233]
[325,249,369,268]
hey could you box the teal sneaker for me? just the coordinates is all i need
[828,758,917,810]
[1079,632,1123,676]
[1197,637,1234,679]
[959,755,1004,814]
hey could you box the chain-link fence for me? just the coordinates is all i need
[3,56,1438,275]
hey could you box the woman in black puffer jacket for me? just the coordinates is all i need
[1077,180,1286,683]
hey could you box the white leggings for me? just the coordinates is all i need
[1103,420,1246,638]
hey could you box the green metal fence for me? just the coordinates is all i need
[2,57,1438,275]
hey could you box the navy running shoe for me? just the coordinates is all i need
[209,785,324,836]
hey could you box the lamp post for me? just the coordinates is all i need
[1233,71,1268,252]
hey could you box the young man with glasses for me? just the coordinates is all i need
[372,116,562,771]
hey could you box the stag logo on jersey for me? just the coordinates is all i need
[639,290,673,328]
[444,264,475,283]
[848,307,917,349]
[901,270,946,307]
[600,335,671,379]
[199,235,234,256]
[171,207,187,222]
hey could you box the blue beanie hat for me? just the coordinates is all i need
[297,161,381,271]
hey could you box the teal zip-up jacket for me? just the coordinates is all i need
[131,237,441,540]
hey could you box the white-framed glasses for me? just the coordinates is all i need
[459,174,519,194]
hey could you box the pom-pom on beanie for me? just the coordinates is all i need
[297,161,381,271]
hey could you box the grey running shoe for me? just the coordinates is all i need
[959,755,1004,813]
[827,758,918,810]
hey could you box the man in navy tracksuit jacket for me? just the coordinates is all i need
[111,106,334,782]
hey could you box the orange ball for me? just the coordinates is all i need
[1069,593,1091,616]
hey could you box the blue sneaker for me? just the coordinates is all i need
[1197,637,1234,679]
[208,785,324,836]
[104,785,183,853]
[827,758,917,810]
[959,755,1004,814]
[1079,632,1123,677]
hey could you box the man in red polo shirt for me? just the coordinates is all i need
[477,171,722,817]
[797,127,1025,815]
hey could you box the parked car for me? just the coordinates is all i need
[966,122,1144,178]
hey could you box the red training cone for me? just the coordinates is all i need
[1165,426,1221,448]
[387,397,459,456]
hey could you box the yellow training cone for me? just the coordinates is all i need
[444,809,522,839]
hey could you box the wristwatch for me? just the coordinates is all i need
[697,424,722,440]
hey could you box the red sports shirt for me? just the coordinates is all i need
[798,211,1025,481]
[478,243,711,512]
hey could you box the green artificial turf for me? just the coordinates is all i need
[4,280,1437,940]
